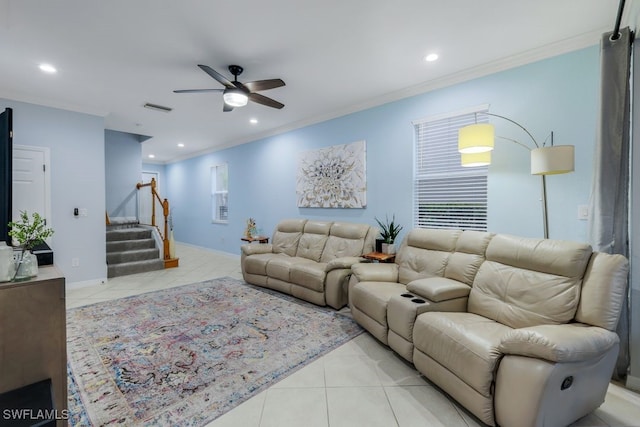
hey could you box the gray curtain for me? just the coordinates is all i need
[588,27,631,380]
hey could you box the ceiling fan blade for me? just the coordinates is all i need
[173,89,224,93]
[243,79,285,92]
[223,103,234,112]
[248,92,284,109]
[198,64,235,88]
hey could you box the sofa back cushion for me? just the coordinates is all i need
[444,230,494,286]
[575,252,629,331]
[396,228,461,284]
[297,221,332,262]
[320,222,370,262]
[468,234,592,329]
[272,219,307,257]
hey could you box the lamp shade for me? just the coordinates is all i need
[461,151,491,167]
[458,123,495,153]
[530,145,575,175]
[223,88,249,107]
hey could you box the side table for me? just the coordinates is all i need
[241,236,270,244]
[362,251,396,263]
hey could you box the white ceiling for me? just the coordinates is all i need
[0,0,631,163]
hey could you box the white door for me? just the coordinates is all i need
[139,171,161,226]
[12,146,50,226]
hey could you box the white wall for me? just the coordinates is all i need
[1,98,107,285]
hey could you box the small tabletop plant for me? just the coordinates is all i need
[8,211,54,279]
[375,214,403,244]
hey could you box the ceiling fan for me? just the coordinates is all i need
[174,64,285,112]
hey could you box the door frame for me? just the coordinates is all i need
[13,145,52,234]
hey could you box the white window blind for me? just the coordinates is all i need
[413,108,488,231]
[211,163,229,223]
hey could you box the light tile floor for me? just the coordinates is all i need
[66,243,640,427]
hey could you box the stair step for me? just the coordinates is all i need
[107,259,164,278]
[107,248,160,264]
[106,228,153,242]
[107,238,156,253]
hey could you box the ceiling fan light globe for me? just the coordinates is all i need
[223,89,248,107]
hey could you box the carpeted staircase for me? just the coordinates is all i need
[106,225,164,278]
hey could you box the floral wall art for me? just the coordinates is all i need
[296,140,366,208]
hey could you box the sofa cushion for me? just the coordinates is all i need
[444,230,494,285]
[396,228,461,284]
[244,253,286,276]
[320,222,369,262]
[406,277,470,302]
[468,235,593,329]
[272,219,307,256]
[297,221,331,262]
[265,256,300,282]
[351,281,406,325]
[413,312,512,397]
[575,252,629,331]
[290,261,329,292]
[484,234,592,278]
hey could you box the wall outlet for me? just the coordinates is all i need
[72,258,80,267]
[577,205,589,221]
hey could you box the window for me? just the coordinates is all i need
[413,107,489,231]
[211,163,228,223]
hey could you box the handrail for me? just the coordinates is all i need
[136,177,176,267]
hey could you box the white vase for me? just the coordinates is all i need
[381,243,396,254]
[14,250,38,281]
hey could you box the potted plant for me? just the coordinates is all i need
[8,210,54,280]
[375,214,403,254]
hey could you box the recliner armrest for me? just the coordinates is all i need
[498,323,619,363]
[351,262,399,283]
[406,277,471,302]
[241,243,274,256]
[326,256,365,271]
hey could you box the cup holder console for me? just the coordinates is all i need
[411,298,426,304]
[401,293,414,298]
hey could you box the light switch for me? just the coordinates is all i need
[577,205,589,221]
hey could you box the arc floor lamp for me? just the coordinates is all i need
[457,113,575,239]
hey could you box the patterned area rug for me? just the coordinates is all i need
[67,277,363,426]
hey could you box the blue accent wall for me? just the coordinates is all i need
[105,130,142,219]
[166,46,599,255]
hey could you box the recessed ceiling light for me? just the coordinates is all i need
[250,118,258,124]
[38,63,57,73]
[177,143,185,147]
[425,53,439,62]
[148,154,155,159]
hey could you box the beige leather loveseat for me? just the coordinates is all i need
[241,218,376,309]
[349,228,628,427]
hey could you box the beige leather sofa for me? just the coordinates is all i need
[241,218,376,309]
[349,228,628,427]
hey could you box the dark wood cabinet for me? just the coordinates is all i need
[0,266,67,426]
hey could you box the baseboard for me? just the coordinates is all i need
[66,277,107,290]
[177,241,240,259]
[626,374,640,392]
